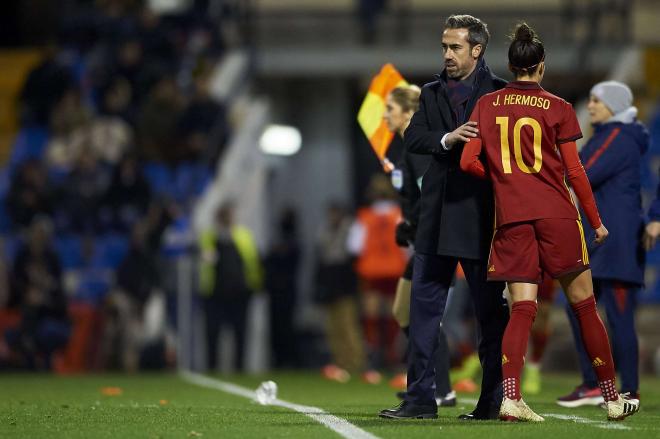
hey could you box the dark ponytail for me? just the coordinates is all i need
[508,22,545,77]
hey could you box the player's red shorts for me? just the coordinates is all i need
[487,218,589,284]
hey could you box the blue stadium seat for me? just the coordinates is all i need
[0,167,11,233]
[92,233,129,269]
[8,127,49,174]
[173,162,213,201]
[143,162,173,196]
[53,235,84,270]
[47,166,70,187]
[73,267,111,304]
[1,234,21,265]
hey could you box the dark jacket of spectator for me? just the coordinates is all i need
[580,118,650,285]
[6,160,53,230]
[103,156,151,230]
[19,48,73,127]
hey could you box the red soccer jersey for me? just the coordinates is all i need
[467,81,583,227]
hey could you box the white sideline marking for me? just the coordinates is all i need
[180,371,380,439]
[458,397,479,406]
[543,413,631,430]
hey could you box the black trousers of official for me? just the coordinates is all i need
[406,253,509,410]
[204,296,249,371]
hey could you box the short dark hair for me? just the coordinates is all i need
[445,14,490,56]
[508,22,545,76]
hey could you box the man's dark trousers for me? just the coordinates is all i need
[406,253,509,410]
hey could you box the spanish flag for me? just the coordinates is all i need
[357,63,408,171]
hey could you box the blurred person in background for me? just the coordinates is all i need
[348,174,407,383]
[137,75,185,163]
[19,43,73,128]
[199,202,263,372]
[45,88,93,171]
[314,203,365,382]
[265,207,301,369]
[5,217,69,370]
[100,221,157,371]
[85,78,135,165]
[98,75,136,123]
[61,149,111,234]
[381,15,509,420]
[6,160,53,231]
[177,63,228,163]
[384,85,455,406]
[46,79,132,171]
[102,154,151,232]
[557,81,648,407]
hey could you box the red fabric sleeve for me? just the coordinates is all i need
[460,138,486,179]
[556,101,583,144]
[559,141,602,229]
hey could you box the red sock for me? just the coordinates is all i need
[502,300,537,400]
[530,329,549,364]
[571,296,618,402]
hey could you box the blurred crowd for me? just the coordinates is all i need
[0,0,229,372]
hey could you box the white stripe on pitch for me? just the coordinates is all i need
[543,413,631,430]
[180,371,380,439]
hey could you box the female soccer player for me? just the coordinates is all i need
[383,85,455,407]
[459,23,639,422]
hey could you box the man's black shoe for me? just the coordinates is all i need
[457,406,500,421]
[379,401,438,419]
[397,390,456,407]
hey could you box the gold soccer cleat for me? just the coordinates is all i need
[499,397,544,422]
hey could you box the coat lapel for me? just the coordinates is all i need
[432,75,456,130]
[465,61,493,121]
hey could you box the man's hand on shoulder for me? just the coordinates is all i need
[444,121,479,149]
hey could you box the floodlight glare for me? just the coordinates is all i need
[259,125,302,156]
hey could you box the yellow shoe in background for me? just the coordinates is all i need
[451,353,481,383]
[522,363,541,395]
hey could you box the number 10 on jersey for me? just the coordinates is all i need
[496,116,543,174]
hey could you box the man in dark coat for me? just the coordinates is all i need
[380,15,509,420]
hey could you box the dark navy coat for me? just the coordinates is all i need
[579,120,650,285]
[404,60,506,259]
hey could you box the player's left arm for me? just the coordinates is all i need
[460,138,486,179]
[459,102,487,179]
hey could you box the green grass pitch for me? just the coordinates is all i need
[1,372,658,438]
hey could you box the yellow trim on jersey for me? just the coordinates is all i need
[563,178,580,213]
[487,199,498,266]
[576,219,589,265]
